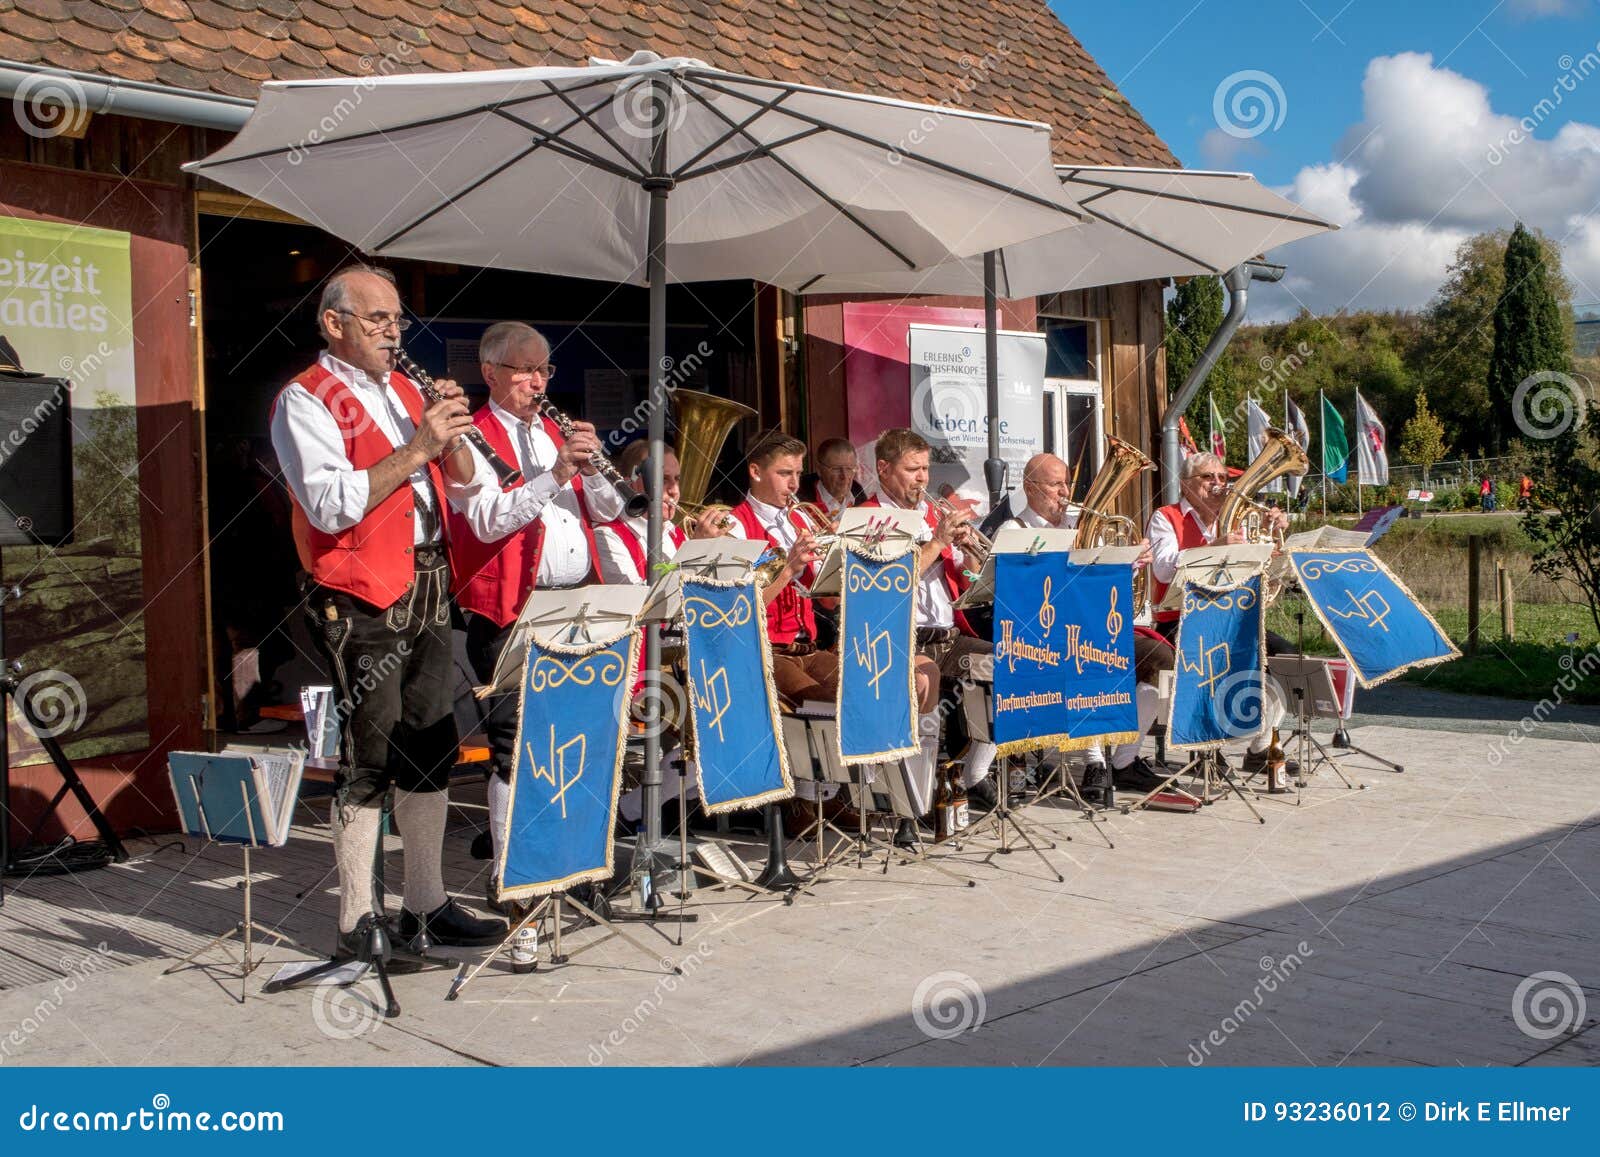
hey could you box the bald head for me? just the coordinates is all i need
[1023,453,1070,524]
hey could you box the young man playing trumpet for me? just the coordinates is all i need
[861,429,996,831]
[1004,453,1168,799]
[1147,451,1294,777]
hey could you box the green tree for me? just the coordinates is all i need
[73,389,141,553]
[1522,403,1600,638]
[1487,222,1573,453]
[1165,275,1224,394]
[1398,389,1449,483]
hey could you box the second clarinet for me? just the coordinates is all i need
[536,397,650,517]
[391,347,523,488]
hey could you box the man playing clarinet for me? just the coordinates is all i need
[271,264,504,955]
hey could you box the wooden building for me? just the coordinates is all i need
[0,0,1177,838]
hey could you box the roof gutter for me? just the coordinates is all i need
[1158,258,1285,505]
[0,61,253,133]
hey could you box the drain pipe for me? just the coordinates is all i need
[0,61,253,132]
[1158,259,1285,505]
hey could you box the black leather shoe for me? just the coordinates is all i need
[1240,751,1302,776]
[1112,757,1167,792]
[893,818,919,849]
[1080,762,1110,804]
[398,900,505,948]
[966,776,999,812]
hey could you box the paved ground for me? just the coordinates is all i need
[1,695,1596,1068]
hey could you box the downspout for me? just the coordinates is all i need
[0,62,253,132]
[1158,259,1285,504]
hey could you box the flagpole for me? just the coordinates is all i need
[1319,389,1327,522]
[1355,391,1363,517]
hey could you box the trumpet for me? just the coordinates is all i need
[534,396,649,517]
[931,494,991,571]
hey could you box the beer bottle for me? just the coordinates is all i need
[951,768,970,833]
[934,769,953,842]
[1266,728,1287,794]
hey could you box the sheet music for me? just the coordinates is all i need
[1283,526,1370,552]
[221,745,304,846]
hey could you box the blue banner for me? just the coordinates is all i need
[992,552,1139,754]
[1169,576,1266,748]
[838,546,918,764]
[1290,550,1459,687]
[682,578,792,813]
[499,633,636,901]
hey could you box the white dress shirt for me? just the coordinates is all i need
[729,493,799,550]
[813,484,853,520]
[876,493,962,630]
[444,399,626,587]
[1004,503,1080,533]
[270,351,442,544]
[1147,498,1216,586]
[594,515,682,585]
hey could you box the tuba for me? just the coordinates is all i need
[672,389,757,534]
[1216,428,1309,545]
[1074,436,1155,614]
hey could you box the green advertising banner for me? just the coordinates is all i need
[0,215,148,763]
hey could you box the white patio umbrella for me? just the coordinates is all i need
[187,51,1082,891]
[794,166,1336,510]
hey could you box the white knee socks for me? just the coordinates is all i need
[392,788,449,915]
[331,802,383,935]
[1111,682,1161,770]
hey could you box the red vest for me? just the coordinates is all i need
[447,406,600,628]
[1150,503,1213,623]
[275,363,445,611]
[729,500,817,645]
[598,518,685,584]
[859,495,976,637]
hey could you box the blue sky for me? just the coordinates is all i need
[1053,0,1600,319]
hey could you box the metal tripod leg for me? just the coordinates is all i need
[445,896,551,1000]
[1027,759,1114,849]
[962,759,1068,881]
[1332,726,1403,772]
[162,846,304,1004]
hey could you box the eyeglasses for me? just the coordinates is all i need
[495,362,557,380]
[1194,472,1228,482]
[336,309,411,332]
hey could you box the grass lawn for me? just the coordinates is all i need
[1266,598,1600,704]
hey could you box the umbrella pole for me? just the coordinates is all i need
[638,83,672,911]
[982,251,1004,509]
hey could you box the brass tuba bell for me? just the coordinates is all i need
[1074,435,1155,615]
[672,389,757,533]
[1216,428,1309,545]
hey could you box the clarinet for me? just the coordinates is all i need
[391,347,522,488]
[535,397,649,517]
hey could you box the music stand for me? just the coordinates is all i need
[1264,656,1366,797]
[779,710,854,882]
[162,751,308,1005]
[846,755,976,887]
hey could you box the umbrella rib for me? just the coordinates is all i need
[691,75,1081,221]
[184,74,640,170]
[1064,177,1329,229]
[543,81,649,177]
[371,139,548,252]
[678,84,916,270]
[673,87,794,177]
[492,109,645,182]
[1076,201,1220,272]
[676,126,828,183]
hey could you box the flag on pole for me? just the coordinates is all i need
[1178,415,1199,459]
[1208,394,1227,460]
[1285,395,1311,499]
[1355,390,1388,485]
[1322,394,1349,484]
[1246,396,1281,491]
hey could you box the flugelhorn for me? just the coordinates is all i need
[535,396,649,517]
[932,494,991,572]
[391,347,522,488]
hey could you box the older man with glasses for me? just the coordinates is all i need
[1147,452,1293,777]
[270,263,505,959]
[444,320,627,906]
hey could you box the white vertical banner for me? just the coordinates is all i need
[907,324,1045,516]
[1246,396,1282,492]
[1285,394,1311,499]
[1356,390,1389,485]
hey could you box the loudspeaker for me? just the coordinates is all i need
[0,375,74,547]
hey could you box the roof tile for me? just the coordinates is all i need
[22,0,1174,166]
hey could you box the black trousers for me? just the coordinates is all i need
[465,611,519,782]
[305,549,458,807]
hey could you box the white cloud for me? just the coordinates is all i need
[1251,51,1600,321]
[1197,127,1266,168]
[1507,0,1588,18]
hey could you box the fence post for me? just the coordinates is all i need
[1467,535,1481,655]
[1498,561,1514,642]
